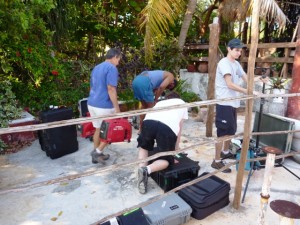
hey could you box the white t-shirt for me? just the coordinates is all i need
[215,57,245,108]
[144,98,188,135]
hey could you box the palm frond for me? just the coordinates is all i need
[139,0,185,65]
[258,0,287,31]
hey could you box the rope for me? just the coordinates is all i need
[1,92,300,135]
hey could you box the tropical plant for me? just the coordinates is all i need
[268,77,290,90]
[0,79,23,128]
[0,79,23,153]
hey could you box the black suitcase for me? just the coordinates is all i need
[150,153,200,192]
[117,208,149,225]
[38,107,78,159]
[177,172,230,220]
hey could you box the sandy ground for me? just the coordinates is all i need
[0,113,299,225]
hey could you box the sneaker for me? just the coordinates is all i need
[90,150,110,164]
[221,151,235,159]
[211,160,232,173]
[137,167,148,194]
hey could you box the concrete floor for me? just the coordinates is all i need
[0,114,299,225]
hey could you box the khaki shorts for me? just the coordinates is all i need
[87,105,115,128]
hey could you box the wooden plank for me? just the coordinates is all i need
[190,57,208,62]
[244,42,296,48]
[240,57,294,63]
[183,44,210,50]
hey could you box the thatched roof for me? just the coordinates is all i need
[219,0,287,30]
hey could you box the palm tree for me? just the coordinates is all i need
[139,0,287,64]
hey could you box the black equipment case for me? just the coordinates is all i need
[38,107,78,159]
[117,208,149,225]
[150,153,200,192]
[177,172,230,220]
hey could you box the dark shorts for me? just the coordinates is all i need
[215,104,237,137]
[137,120,177,165]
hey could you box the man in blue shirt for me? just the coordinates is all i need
[132,70,177,131]
[87,48,121,164]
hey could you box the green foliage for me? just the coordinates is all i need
[0,79,23,128]
[172,79,201,103]
[0,79,23,153]
[151,37,188,76]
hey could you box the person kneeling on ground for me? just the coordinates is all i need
[136,92,188,194]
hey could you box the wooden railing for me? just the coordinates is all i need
[241,42,296,78]
[183,42,296,78]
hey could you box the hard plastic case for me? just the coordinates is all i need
[100,118,132,144]
[142,192,192,225]
[38,107,78,159]
[177,172,230,220]
[150,153,200,192]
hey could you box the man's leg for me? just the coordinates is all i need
[88,106,113,164]
[93,128,100,149]
[139,101,155,132]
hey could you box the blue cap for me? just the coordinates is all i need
[227,39,245,48]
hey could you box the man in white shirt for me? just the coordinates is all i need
[136,92,188,194]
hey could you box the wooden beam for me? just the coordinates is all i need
[206,19,220,137]
[183,44,210,50]
[233,0,259,210]
[244,42,297,48]
[240,57,294,63]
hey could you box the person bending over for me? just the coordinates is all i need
[132,70,177,131]
[136,92,188,194]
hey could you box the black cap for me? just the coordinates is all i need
[227,38,245,48]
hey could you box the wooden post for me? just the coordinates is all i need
[287,18,300,120]
[232,0,260,209]
[205,17,220,137]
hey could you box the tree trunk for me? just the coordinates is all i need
[287,19,300,120]
[178,0,197,50]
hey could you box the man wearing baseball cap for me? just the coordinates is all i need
[212,38,268,173]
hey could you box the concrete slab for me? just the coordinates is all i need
[0,114,299,225]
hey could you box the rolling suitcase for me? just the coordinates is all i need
[177,172,230,220]
[38,107,78,159]
[142,193,192,225]
[150,153,200,192]
[100,118,132,144]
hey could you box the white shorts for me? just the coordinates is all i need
[88,105,115,128]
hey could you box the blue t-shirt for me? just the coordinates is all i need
[147,70,164,89]
[87,61,119,108]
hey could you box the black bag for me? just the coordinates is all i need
[150,153,200,192]
[38,107,78,159]
[178,172,230,220]
[117,208,149,225]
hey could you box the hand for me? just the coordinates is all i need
[259,75,269,83]
[253,91,260,96]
